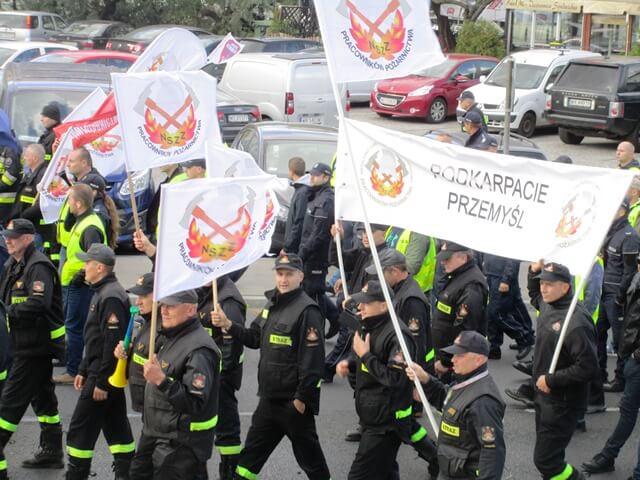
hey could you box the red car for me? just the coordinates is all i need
[32,50,137,69]
[370,54,498,123]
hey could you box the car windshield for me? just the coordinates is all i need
[264,140,336,177]
[32,54,77,63]
[10,89,91,144]
[241,40,266,53]
[413,59,457,78]
[486,61,547,89]
[0,14,28,29]
[126,27,165,41]
[0,47,16,65]
[553,63,619,92]
[64,22,107,36]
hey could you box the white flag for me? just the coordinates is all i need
[313,0,444,83]
[207,33,244,65]
[63,87,107,123]
[154,176,280,299]
[112,70,221,171]
[128,27,208,73]
[38,130,74,224]
[336,119,633,278]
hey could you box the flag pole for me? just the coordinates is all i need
[126,172,142,232]
[148,300,158,357]
[335,227,349,298]
[149,184,168,357]
[313,0,439,438]
[212,279,219,308]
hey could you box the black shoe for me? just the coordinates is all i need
[504,388,534,408]
[515,344,533,361]
[344,425,362,442]
[576,419,587,432]
[582,453,614,474]
[488,349,501,360]
[586,404,607,415]
[22,425,64,469]
[509,343,519,350]
[512,360,533,376]
[603,380,624,393]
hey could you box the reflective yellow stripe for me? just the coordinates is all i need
[217,445,242,455]
[236,466,258,480]
[0,370,6,381]
[44,154,52,161]
[436,301,452,314]
[66,446,93,459]
[205,327,213,336]
[19,195,35,205]
[37,415,60,424]
[60,212,106,286]
[132,353,146,366]
[190,415,218,431]
[1,174,14,186]
[40,219,47,225]
[11,296,27,304]
[550,464,574,480]
[50,254,60,261]
[441,421,460,437]
[239,353,245,364]
[0,417,17,432]
[109,442,136,454]
[425,348,435,363]
[0,197,14,203]
[269,334,292,346]
[411,426,428,443]
[395,405,412,420]
[50,326,65,340]
[360,362,369,373]
[0,459,5,470]
[261,309,269,319]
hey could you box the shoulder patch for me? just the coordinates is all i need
[306,327,319,343]
[15,281,23,289]
[107,313,119,325]
[32,281,45,293]
[457,304,469,318]
[447,407,457,416]
[408,318,420,332]
[192,373,206,390]
[551,321,561,332]
[481,426,496,443]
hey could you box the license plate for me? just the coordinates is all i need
[568,98,594,109]
[379,96,399,107]
[0,31,15,40]
[227,114,249,123]
[301,115,322,124]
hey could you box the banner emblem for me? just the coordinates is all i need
[362,145,411,205]
[555,183,598,247]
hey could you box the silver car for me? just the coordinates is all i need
[0,11,67,42]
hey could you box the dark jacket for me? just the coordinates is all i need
[464,128,496,151]
[482,253,519,284]
[228,287,325,414]
[0,243,64,359]
[38,126,58,158]
[298,183,334,269]
[528,268,598,408]
[619,271,640,359]
[334,241,390,296]
[0,146,22,225]
[283,179,308,253]
[147,167,183,235]
[602,216,640,304]
[128,311,153,413]
[392,276,432,369]
[78,273,130,390]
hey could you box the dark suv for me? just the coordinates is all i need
[545,58,640,151]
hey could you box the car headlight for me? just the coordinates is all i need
[119,170,150,196]
[408,85,433,97]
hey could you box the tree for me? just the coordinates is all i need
[455,20,504,58]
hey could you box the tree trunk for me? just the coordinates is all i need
[432,4,456,52]
[101,0,119,19]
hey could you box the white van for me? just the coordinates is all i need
[219,52,347,128]
[459,48,600,137]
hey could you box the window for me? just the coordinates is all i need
[591,15,627,55]
[0,14,37,29]
[107,58,134,69]
[234,130,260,162]
[13,48,41,63]
[554,64,620,93]
[624,65,640,93]
[477,60,497,77]
[452,61,477,80]
[53,16,67,30]
[85,58,108,66]
[545,65,565,89]
[486,60,547,90]
[42,16,55,31]
[264,140,336,177]
[44,47,67,54]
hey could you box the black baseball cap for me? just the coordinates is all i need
[442,330,490,356]
[76,243,116,266]
[309,162,332,176]
[437,241,469,261]
[463,110,483,125]
[536,262,571,284]
[365,249,406,274]
[350,280,393,304]
[127,272,154,296]
[159,289,198,305]
[80,173,106,193]
[183,158,206,169]
[273,252,303,272]
[1,219,35,238]
[458,91,475,101]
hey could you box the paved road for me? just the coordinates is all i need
[3,110,636,479]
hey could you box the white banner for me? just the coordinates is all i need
[128,27,208,73]
[207,33,244,65]
[38,130,74,224]
[313,0,445,83]
[154,176,280,299]
[112,70,221,171]
[336,119,634,278]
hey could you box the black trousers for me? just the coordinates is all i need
[533,395,582,480]
[130,433,201,480]
[303,267,338,327]
[0,356,60,470]
[348,428,402,480]
[66,376,135,471]
[215,375,242,456]
[235,398,330,480]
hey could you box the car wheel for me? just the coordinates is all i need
[518,112,536,138]
[558,127,584,145]
[376,112,392,118]
[426,97,447,123]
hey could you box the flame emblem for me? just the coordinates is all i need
[260,192,275,231]
[370,161,404,198]
[345,0,406,61]
[554,183,598,247]
[362,145,411,205]
[143,95,196,149]
[89,134,121,154]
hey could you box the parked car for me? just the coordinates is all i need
[231,122,337,251]
[0,11,66,42]
[240,37,321,54]
[370,54,498,123]
[217,88,261,143]
[220,52,348,128]
[0,40,76,68]
[32,49,136,69]
[50,20,132,50]
[545,57,640,151]
[422,129,549,160]
[105,24,212,54]
[0,62,155,243]
[459,48,600,137]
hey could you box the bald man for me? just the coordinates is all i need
[616,141,639,171]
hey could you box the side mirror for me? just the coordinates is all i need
[455,75,469,83]
[544,83,554,93]
[479,75,487,83]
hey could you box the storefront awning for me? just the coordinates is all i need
[504,0,581,12]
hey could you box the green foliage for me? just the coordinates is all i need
[455,20,505,59]
[630,44,640,57]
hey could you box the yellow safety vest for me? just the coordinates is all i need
[56,198,72,247]
[629,200,640,231]
[60,213,106,286]
[574,256,604,324]
[330,153,336,188]
[385,227,437,292]
[156,172,188,236]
